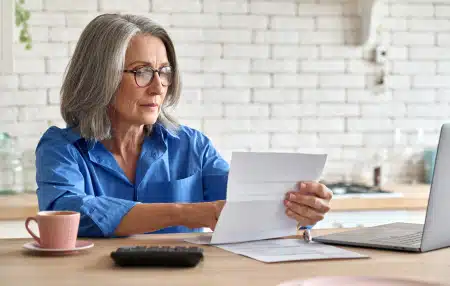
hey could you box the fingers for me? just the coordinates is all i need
[284,182,332,225]
[284,199,325,224]
[214,200,226,219]
[210,200,226,230]
[285,207,320,226]
[285,193,330,213]
[295,182,333,201]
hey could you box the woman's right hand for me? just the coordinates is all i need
[181,200,225,230]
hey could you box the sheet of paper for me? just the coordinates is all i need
[206,152,327,244]
[216,238,368,263]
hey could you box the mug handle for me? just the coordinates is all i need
[25,217,40,245]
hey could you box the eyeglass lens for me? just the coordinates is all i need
[135,66,172,87]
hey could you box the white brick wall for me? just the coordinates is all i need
[153,0,202,13]
[250,2,297,15]
[271,104,316,118]
[203,0,248,14]
[221,15,267,29]
[253,89,299,103]
[43,0,97,12]
[270,16,314,30]
[99,0,150,12]
[1,0,449,185]
[203,89,250,103]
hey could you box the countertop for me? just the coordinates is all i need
[0,183,431,220]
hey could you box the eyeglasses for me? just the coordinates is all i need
[123,66,173,87]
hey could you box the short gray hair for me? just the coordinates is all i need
[61,13,181,140]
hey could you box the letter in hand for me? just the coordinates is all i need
[183,200,225,230]
[283,182,332,227]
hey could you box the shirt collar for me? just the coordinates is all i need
[64,121,180,152]
[152,122,180,141]
[64,127,96,151]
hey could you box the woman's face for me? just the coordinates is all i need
[112,34,171,127]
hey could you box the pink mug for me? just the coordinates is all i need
[25,211,80,249]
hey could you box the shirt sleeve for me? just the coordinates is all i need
[198,134,229,202]
[35,133,137,238]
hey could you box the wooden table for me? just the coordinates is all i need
[1,229,449,286]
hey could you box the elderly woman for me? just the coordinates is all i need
[35,14,332,238]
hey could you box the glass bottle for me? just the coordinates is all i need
[372,148,389,189]
[0,132,24,195]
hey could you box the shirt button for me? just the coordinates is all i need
[151,151,157,158]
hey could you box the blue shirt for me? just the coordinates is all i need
[35,123,229,237]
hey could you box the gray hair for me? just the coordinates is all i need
[60,13,181,140]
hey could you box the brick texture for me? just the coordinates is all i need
[1,0,449,183]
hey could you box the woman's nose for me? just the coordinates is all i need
[146,72,164,94]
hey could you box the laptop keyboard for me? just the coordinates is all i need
[371,231,423,246]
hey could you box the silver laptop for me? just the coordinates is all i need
[313,123,450,253]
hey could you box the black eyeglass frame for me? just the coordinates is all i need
[123,66,173,87]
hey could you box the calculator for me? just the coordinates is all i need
[110,246,204,268]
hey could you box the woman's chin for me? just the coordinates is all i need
[141,115,159,125]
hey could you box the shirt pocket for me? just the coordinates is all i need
[139,171,204,203]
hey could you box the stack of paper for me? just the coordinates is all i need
[217,239,368,263]
[185,152,368,262]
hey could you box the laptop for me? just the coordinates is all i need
[313,123,450,253]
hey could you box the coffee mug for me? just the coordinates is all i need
[25,211,80,249]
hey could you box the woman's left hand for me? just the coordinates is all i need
[284,181,333,227]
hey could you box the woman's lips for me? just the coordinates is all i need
[140,103,159,110]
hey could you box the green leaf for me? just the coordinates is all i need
[15,0,33,50]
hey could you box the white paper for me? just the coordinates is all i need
[189,152,327,245]
[213,152,327,244]
[216,238,368,263]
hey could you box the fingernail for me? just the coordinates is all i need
[290,194,295,200]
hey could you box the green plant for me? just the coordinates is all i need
[15,0,32,50]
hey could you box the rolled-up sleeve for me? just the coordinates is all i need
[35,134,137,237]
[199,136,229,202]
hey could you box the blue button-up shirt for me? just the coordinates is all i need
[35,123,229,237]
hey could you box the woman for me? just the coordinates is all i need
[35,14,332,238]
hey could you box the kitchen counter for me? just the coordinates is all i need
[329,183,430,211]
[0,193,38,221]
[0,183,430,221]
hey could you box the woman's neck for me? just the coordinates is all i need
[103,119,146,159]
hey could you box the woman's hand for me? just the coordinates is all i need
[284,182,332,227]
[181,200,225,230]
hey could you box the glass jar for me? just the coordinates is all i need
[0,132,24,195]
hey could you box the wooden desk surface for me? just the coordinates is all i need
[0,229,449,286]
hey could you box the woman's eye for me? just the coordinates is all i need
[136,70,150,77]
[161,66,172,73]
